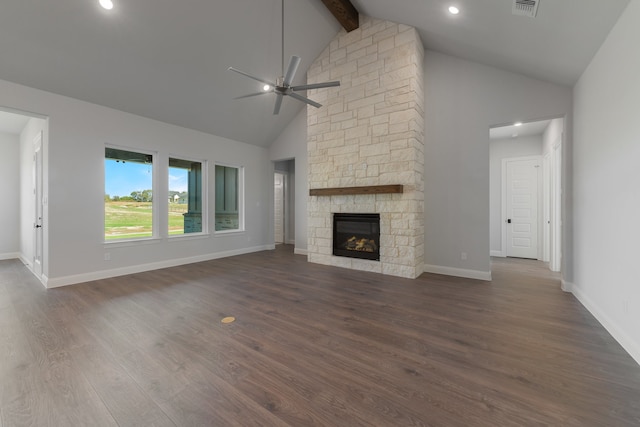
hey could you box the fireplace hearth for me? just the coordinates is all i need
[333,213,380,261]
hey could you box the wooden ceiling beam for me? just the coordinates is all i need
[320,0,359,32]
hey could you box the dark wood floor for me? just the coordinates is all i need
[1,246,640,426]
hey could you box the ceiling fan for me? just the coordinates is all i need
[228,0,340,115]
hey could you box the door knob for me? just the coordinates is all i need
[507,219,511,224]
[35,224,42,228]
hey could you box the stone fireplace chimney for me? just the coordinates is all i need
[307,16,425,279]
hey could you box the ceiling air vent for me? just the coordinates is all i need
[512,0,539,18]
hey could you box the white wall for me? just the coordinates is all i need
[0,78,272,287]
[269,109,308,254]
[423,50,572,279]
[0,131,20,259]
[572,0,640,364]
[489,135,543,254]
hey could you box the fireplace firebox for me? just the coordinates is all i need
[333,213,380,261]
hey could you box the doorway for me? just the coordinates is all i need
[274,171,285,244]
[0,108,47,282]
[273,159,295,246]
[489,118,563,272]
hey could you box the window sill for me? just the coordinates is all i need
[103,237,161,248]
[214,229,245,236]
[168,233,210,241]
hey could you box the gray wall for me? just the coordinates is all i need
[423,50,572,278]
[0,78,272,287]
[0,131,20,258]
[572,1,640,364]
[271,50,574,277]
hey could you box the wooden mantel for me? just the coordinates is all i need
[309,184,403,196]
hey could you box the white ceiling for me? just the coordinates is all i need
[0,0,630,145]
[352,0,630,86]
[490,119,551,140]
[0,111,30,135]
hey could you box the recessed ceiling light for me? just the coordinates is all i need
[448,6,460,15]
[99,0,114,10]
[514,122,523,127]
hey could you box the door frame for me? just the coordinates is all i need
[542,153,551,263]
[274,171,286,244]
[501,155,542,259]
[549,138,562,272]
[33,130,44,279]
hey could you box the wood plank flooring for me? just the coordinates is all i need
[1,245,640,426]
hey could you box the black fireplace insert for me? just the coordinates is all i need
[333,213,380,261]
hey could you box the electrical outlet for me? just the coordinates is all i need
[461,252,467,261]
[104,252,110,261]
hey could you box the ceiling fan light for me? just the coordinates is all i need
[263,84,271,91]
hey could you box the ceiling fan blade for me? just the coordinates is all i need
[234,91,271,100]
[283,56,301,87]
[228,67,275,87]
[289,92,322,108]
[273,93,284,115]
[291,81,341,91]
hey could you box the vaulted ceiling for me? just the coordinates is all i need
[0,0,630,145]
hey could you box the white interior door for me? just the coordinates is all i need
[274,172,284,244]
[505,157,540,259]
[33,131,43,278]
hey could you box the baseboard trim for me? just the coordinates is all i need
[561,279,573,293]
[570,284,640,367]
[294,247,308,256]
[19,253,31,267]
[423,264,492,281]
[0,252,20,261]
[490,250,505,258]
[16,254,47,288]
[46,245,273,289]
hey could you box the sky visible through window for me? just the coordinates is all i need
[104,159,188,197]
[168,167,188,194]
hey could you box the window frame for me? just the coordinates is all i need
[214,163,245,234]
[167,155,208,238]
[104,144,158,244]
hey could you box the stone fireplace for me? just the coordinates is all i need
[307,16,425,279]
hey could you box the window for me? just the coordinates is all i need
[104,147,154,240]
[215,165,243,231]
[169,157,205,235]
